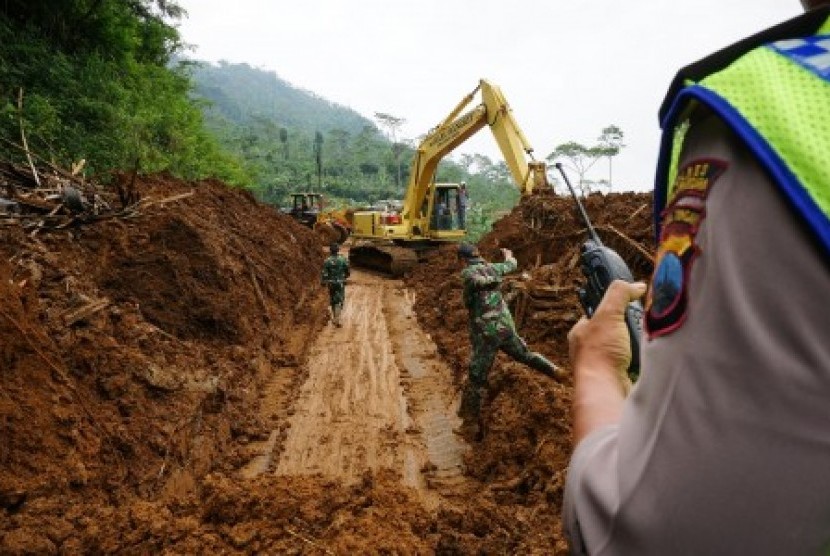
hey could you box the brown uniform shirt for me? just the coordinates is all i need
[563,111,830,554]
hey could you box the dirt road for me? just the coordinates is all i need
[243,269,467,507]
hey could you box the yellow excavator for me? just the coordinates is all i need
[348,79,550,276]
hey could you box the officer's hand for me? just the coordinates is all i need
[568,280,647,393]
[501,248,514,261]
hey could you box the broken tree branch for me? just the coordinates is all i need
[626,203,649,222]
[17,88,41,189]
[138,190,195,209]
[601,225,654,264]
[63,297,111,326]
[285,527,334,555]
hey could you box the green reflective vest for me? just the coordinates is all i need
[655,8,830,255]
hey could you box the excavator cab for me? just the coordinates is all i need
[349,183,466,277]
[287,192,323,228]
[428,184,464,233]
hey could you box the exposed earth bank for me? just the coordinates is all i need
[1,175,652,554]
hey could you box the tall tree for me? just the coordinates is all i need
[374,112,405,188]
[547,125,626,194]
[313,130,323,189]
[546,141,605,195]
[597,125,625,191]
[279,127,289,160]
[0,0,253,182]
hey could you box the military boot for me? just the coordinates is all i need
[332,304,343,327]
[531,355,568,382]
[454,385,484,441]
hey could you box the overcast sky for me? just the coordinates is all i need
[174,0,800,192]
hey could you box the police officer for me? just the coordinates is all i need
[564,2,830,554]
[321,242,350,327]
[456,242,563,439]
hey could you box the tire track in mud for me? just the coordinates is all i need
[247,269,466,506]
[383,284,467,492]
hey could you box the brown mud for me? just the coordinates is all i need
[1,176,652,554]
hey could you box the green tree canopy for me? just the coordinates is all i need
[547,125,626,194]
[597,124,626,190]
[0,0,245,183]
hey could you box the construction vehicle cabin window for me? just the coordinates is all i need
[431,187,455,231]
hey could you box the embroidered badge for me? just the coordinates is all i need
[646,159,727,338]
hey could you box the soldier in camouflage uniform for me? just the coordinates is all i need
[321,242,350,327]
[456,242,563,439]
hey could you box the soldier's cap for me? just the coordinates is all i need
[330,242,340,254]
[457,242,478,259]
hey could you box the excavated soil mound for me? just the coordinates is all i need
[406,190,654,552]
[1,173,653,554]
[0,174,334,552]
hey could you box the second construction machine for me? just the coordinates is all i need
[349,79,549,276]
[285,192,352,243]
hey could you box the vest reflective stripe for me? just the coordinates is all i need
[656,30,830,256]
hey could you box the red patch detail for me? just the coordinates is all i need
[645,159,728,339]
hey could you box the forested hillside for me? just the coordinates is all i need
[184,60,522,237]
[185,60,408,206]
[0,1,247,184]
[0,0,520,240]
[190,61,371,134]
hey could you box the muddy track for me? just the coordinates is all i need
[244,269,467,508]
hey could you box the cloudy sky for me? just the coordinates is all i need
[174,0,801,192]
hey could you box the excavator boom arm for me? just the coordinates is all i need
[481,81,549,195]
[400,79,548,220]
[348,79,548,277]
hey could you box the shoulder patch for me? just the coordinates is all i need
[646,159,728,339]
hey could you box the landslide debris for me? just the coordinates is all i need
[405,189,654,552]
[0,171,332,552]
[0,164,654,554]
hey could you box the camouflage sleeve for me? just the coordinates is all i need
[342,256,350,279]
[491,258,517,276]
[462,267,495,290]
[321,259,330,284]
[463,260,516,290]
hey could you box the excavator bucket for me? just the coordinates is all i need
[332,222,350,243]
[314,221,349,245]
[314,221,341,245]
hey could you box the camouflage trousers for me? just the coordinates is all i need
[458,329,556,434]
[468,329,555,387]
[327,282,345,310]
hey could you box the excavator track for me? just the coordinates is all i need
[349,243,419,277]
